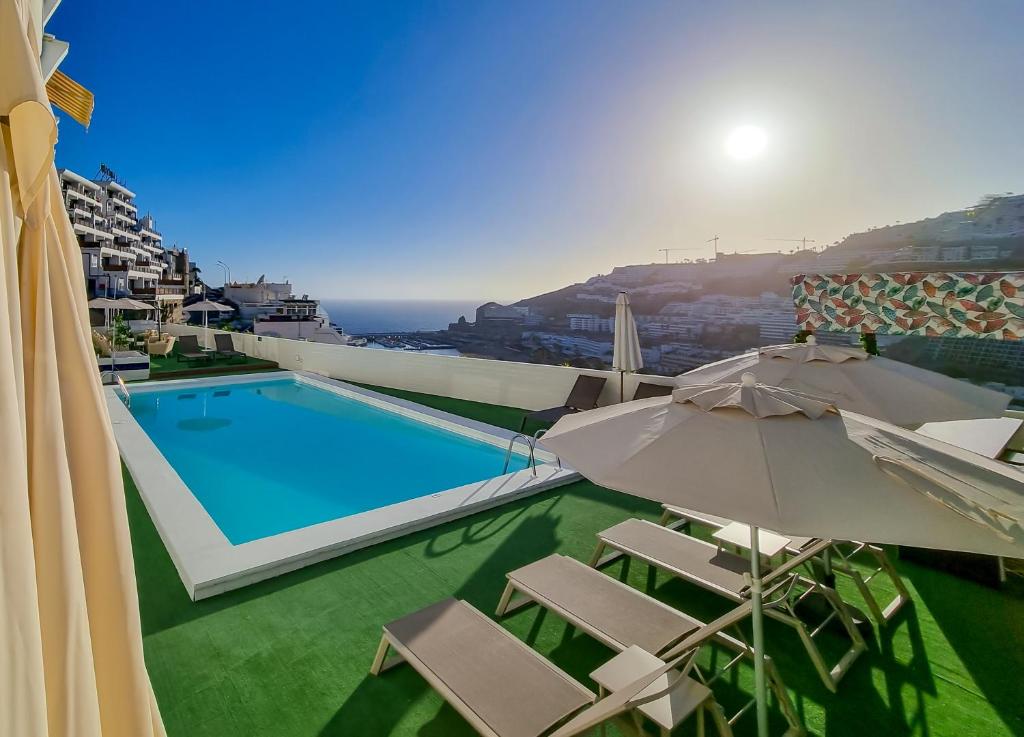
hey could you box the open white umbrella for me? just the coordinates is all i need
[87,296,121,329]
[112,297,155,311]
[540,374,1024,737]
[184,299,232,331]
[677,335,1011,427]
[612,291,642,402]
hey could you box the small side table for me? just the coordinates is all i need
[589,645,732,736]
[713,522,792,559]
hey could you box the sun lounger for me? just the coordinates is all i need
[176,334,212,364]
[496,554,804,735]
[519,375,607,432]
[659,504,911,627]
[213,333,245,361]
[370,597,729,737]
[632,382,674,401]
[591,518,867,692]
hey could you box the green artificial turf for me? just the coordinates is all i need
[124,385,1024,737]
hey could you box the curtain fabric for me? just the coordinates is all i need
[1,1,166,735]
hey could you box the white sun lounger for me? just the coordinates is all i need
[370,597,724,737]
[496,553,804,736]
[591,518,867,693]
[659,504,911,627]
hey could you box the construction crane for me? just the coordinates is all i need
[706,235,720,258]
[766,237,817,252]
[657,247,703,264]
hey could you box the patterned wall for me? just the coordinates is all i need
[791,272,1024,339]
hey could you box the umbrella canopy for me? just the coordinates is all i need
[541,374,1024,737]
[111,297,154,311]
[542,375,1024,556]
[677,335,1011,427]
[184,299,232,313]
[612,292,642,373]
[1,0,166,734]
[87,297,121,310]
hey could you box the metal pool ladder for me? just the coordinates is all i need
[502,433,537,476]
[501,430,562,476]
[113,374,131,408]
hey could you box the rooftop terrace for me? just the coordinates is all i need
[126,383,1024,737]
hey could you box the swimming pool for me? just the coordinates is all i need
[130,377,531,544]
[109,372,577,599]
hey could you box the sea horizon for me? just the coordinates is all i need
[319,298,484,334]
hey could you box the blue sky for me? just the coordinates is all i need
[51,1,1024,300]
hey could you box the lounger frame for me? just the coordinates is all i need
[496,563,804,736]
[591,522,867,693]
[372,599,727,737]
[659,505,912,627]
[370,605,595,737]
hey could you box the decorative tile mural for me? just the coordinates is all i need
[791,272,1024,339]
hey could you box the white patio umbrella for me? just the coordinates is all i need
[87,296,121,329]
[612,291,643,402]
[540,375,1024,737]
[677,335,1011,427]
[112,297,155,311]
[183,300,232,344]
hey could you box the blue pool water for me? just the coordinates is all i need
[129,377,528,544]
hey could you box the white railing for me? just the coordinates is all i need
[164,324,676,410]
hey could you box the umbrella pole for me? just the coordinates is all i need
[749,525,769,737]
[619,370,625,403]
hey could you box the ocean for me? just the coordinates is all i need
[319,299,481,335]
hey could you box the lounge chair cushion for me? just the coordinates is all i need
[384,599,593,737]
[507,555,702,655]
[599,519,751,597]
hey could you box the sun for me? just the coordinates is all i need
[724,125,767,160]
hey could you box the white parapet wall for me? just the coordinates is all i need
[166,324,677,410]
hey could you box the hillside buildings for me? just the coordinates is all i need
[222,276,349,345]
[58,166,195,321]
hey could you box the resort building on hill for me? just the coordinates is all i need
[222,276,349,344]
[58,166,194,319]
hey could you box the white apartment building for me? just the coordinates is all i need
[524,332,612,359]
[222,277,296,321]
[59,167,190,318]
[652,292,796,347]
[567,313,613,332]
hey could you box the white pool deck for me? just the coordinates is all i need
[106,371,579,600]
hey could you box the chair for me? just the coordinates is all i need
[519,375,607,432]
[146,334,176,357]
[371,597,737,737]
[658,504,911,627]
[213,333,244,361]
[632,382,674,401]
[176,334,212,363]
[496,554,804,735]
[91,330,113,357]
[591,518,867,693]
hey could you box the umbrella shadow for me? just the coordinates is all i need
[907,561,1024,735]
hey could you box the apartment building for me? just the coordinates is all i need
[58,167,191,319]
[567,313,613,332]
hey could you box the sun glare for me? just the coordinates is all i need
[724,125,767,160]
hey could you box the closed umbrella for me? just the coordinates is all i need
[1,0,166,734]
[612,291,643,402]
[677,335,1010,427]
[540,374,1024,737]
